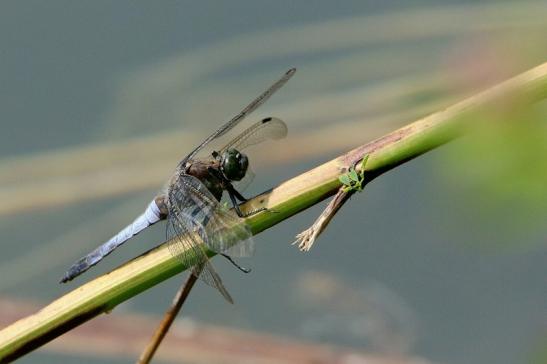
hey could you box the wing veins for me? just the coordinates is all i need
[181,68,295,164]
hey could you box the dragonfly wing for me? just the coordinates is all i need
[168,173,255,258]
[166,216,234,303]
[219,117,287,154]
[182,68,296,164]
[166,173,254,301]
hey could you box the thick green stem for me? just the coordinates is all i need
[1,61,547,363]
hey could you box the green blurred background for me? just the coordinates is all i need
[0,1,546,363]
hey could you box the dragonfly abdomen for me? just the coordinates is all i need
[60,200,164,283]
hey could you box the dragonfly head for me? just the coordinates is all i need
[220,148,248,181]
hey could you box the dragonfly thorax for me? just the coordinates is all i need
[220,148,248,181]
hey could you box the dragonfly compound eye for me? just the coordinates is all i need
[221,148,248,181]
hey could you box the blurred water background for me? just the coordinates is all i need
[0,1,546,363]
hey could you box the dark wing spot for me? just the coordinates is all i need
[262,117,272,123]
[286,68,296,75]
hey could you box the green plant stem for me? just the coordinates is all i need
[1,61,547,363]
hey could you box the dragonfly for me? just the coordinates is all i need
[61,68,296,303]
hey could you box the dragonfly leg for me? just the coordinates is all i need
[227,187,267,217]
[208,166,271,217]
[227,188,245,217]
[225,181,271,216]
[229,186,248,202]
[220,253,251,273]
[208,166,249,202]
[225,181,248,202]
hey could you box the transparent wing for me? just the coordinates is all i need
[181,68,296,165]
[168,173,255,257]
[219,117,288,154]
[166,173,255,301]
[166,217,234,303]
